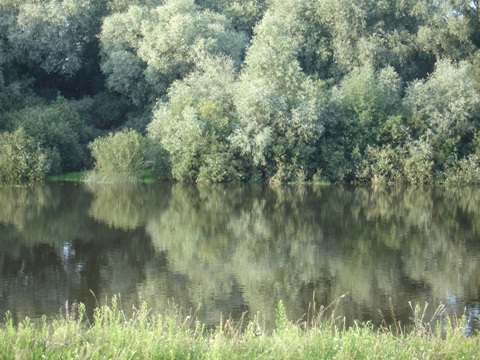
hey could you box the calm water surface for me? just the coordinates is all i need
[1,183,479,329]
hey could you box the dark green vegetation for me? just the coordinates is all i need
[1,298,479,359]
[1,0,480,185]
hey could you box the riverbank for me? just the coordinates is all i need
[47,171,157,184]
[46,171,332,186]
[1,299,478,359]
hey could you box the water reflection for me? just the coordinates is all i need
[0,183,479,330]
[86,183,170,230]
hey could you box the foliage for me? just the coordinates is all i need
[70,91,133,131]
[444,154,480,186]
[99,0,246,105]
[197,0,267,35]
[1,0,480,184]
[404,60,480,141]
[2,97,90,173]
[88,128,147,178]
[1,0,103,75]
[148,57,240,182]
[354,140,434,186]
[230,2,327,182]
[0,128,50,185]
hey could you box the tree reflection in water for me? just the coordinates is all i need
[0,183,479,329]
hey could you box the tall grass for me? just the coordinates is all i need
[0,296,478,359]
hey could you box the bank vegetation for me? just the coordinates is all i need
[1,0,480,185]
[1,297,479,359]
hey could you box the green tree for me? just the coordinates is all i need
[332,65,403,147]
[0,35,34,116]
[196,0,267,35]
[0,128,50,185]
[2,98,90,173]
[70,91,133,131]
[148,57,239,182]
[0,0,110,99]
[415,0,477,62]
[317,65,404,183]
[230,1,327,182]
[99,0,246,105]
[295,0,432,81]
[1,0,104,75]
[404,60,480,170]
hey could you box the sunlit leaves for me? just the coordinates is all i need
[100,0,246,105]
[0,128,50,184]
[3,0,102,75]
[88,128,147,177]
[148,57,239,182]
[404,60,480,140]
[231,0,327,181]
[197,0,267,34]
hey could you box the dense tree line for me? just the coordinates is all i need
[1,0,480,185]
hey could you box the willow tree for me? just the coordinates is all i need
[404,59,480,172]
[148,57,239,182]
[230,0,327,183]
[99,0,246,106]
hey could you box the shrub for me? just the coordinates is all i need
[5,98,90,173]
[355,140,434,186]
[403,139,434,185]
[444,154,480,186]
[0,128,50,185]
[355,145,405,186]
[88,129,147,178]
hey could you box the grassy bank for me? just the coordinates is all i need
[1,299,479,359]
[47,170,157,184]
[47,171,89,182]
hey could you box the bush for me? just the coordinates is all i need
[0,128,50,185]
[403,139,434,185]
[444,154,480,186]
[88,129,147,178]
[4,98,91,173]
[355,145,405,186]
[355,140,434,186]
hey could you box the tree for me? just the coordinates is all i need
[332,65,403,147]
[415,0,477,62]
[99,0,246,106]
[404,60,480,169]
[318,65,404,182]
[2,97,91,173]
[1,0,105,75]
[148,57,239,182]
[196,0,267,35]
[0,0,110,99]
[293,0,429,80]
[230,1,327,182]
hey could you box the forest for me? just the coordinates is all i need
[1,0,480,185]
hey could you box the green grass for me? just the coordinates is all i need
[1,298,478,359]
[47,171,89,182]
[47,170,157,184]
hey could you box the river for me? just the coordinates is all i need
[1,183,479,330]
